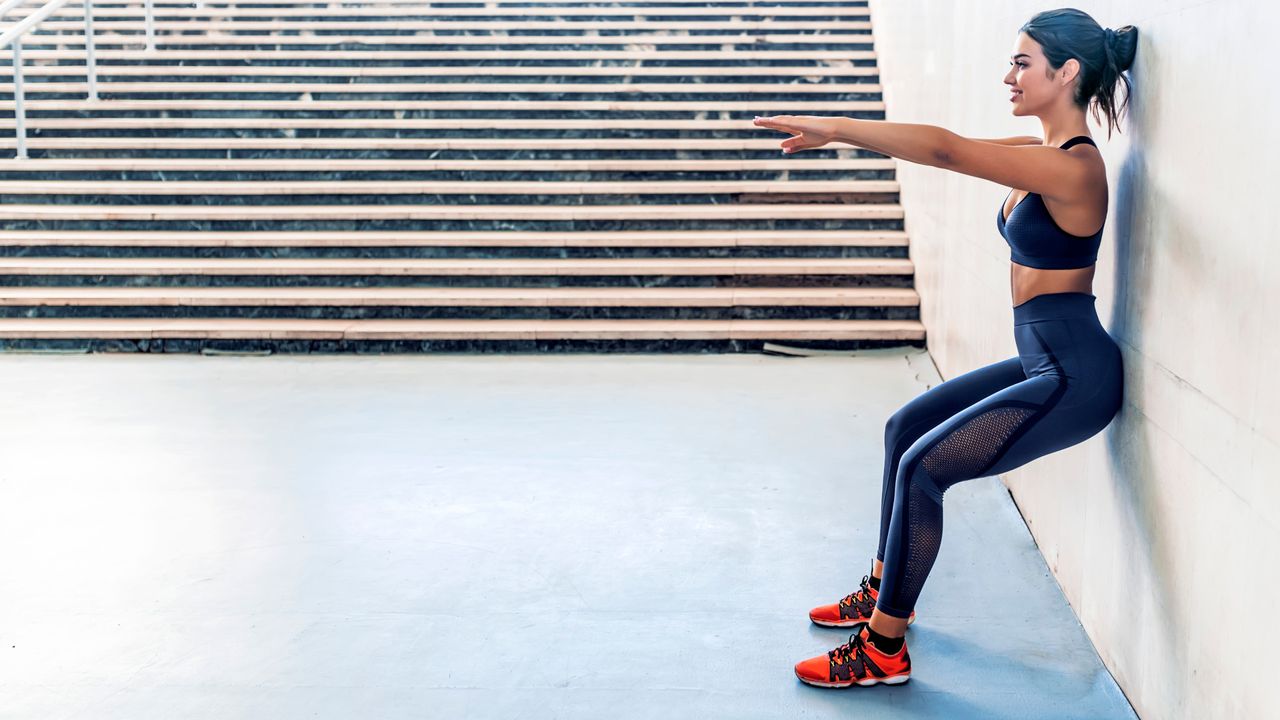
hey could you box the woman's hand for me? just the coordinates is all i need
[752,115,842,154]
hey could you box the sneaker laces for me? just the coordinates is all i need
[837,574,876,614]
[828,630,869,670]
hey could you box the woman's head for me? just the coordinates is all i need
[1004,9,1139,138]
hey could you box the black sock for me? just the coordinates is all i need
[864,625,904,655]
[868,573,882,591]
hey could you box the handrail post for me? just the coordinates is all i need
[84,0,98,100]
[12,37,27,159]
[144,0,155,51]
[2,0,78,158]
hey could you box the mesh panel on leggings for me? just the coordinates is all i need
[920,406,1038,492]
[899,481,944,608]
[891,406,1040,610]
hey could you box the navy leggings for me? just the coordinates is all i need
[874,291,1124,619]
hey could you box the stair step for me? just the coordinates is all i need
[0,317,924,341]
[40,14,875,26]
[0,158,894,172]
[63,0,868,5]
[0,257,914,275]
[0,139,866,155]
[7,118,868,131]
[0,229,909,248]
[64,0,868,5]
[4,49,878,61]
[0,179,898,196]
[38,5,873,17]
[37,20,874,32]
[13,65,880,78]
[0,138,871,151]
[60,0,865,6]
[0,203,905,221]
[0,286,920,306]
[4,81,879,94]
[0,99,883,114]
[25,32,875,46]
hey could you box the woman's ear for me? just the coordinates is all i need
[1059,58,1081,86]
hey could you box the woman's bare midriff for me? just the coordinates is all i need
[1010,262,1095,307]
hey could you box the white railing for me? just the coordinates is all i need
[2,0,101,159]
[1,0,227,159]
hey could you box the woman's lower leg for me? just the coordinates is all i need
[871,557,906,640]
[868,608,909,638]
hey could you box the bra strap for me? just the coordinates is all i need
[1058,135,1097,150]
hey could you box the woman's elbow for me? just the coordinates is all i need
[926,129,958,168]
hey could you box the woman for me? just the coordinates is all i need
[754,9,1139,688]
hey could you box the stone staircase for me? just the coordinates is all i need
[0,0,924,353]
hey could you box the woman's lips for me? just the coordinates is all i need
[1010,91,1022,101]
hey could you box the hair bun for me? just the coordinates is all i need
[1101,28,1118,69]
[1108,25,1139,74]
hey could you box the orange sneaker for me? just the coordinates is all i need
[808,574,916,628]
[794,625,912,688]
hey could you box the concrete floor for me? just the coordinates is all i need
[0,350,1137,720]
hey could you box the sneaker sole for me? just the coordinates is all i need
[795,671,911,688]
[809,613,916,628]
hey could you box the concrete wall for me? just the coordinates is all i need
[865,1,1279,718]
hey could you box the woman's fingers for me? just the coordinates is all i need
[780,136,817,154]
[753,115,797,131]
[756,115,822,153]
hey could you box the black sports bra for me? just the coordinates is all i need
[996,135,1103,270]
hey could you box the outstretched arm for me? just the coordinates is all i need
[760,115,956,167]
[753,115,1095,203]
[970,135,1043,146]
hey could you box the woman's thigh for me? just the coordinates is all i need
[981,374,1123,478]
[886,356,1027,442]
[899,368,1120,498]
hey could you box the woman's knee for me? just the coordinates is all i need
[883,409,908,448]
[884,402,929,451]
[894,433,959,503]
[882,359,1023,454]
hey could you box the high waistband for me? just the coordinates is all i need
[1013,292,1098,325]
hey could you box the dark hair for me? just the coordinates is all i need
[1019,9,1139,139]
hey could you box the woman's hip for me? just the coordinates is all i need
[1012,292,1123,413]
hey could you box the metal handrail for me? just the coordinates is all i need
[2,0,100,159]
[2,0,213,159]
[2,0,203,157]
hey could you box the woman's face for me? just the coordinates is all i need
[1004,33,1058,117]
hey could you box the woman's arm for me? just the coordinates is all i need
[753,115,1096,203]
[831,117,955,167]
[829,119,1043,165]
[752,115,960,165]
[970,136,1044,146]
